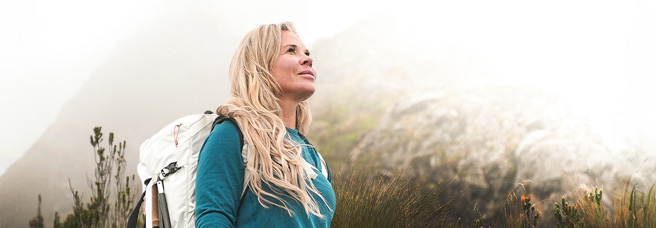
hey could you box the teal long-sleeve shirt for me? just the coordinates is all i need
[195,121,336,228]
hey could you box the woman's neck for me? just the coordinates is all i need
[277,99,298,129]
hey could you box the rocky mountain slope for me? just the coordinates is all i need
[0,10,236,227]
[349,86,651,221]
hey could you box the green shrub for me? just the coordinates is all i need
[31,127,139,228]
[497,184,543,228]
[554,196,583,228]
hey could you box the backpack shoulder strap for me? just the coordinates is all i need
[211,115,250,200]
[212,115,244,147]
[297,133,329,179]
[316,151,329,180]
[126,178,152,228]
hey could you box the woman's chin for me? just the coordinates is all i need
[298,86,316,101]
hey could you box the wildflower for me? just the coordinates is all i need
[521,195,525,202]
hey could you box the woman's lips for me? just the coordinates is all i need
[299,70,315,78]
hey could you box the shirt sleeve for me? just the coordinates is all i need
[195,121,244,228]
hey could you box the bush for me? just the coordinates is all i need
[31,127,139,228]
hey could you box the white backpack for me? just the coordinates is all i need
[127,113,249,228]
[126,112,329,228]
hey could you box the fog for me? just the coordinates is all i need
[0,0,384,175]
[1,0,655,177]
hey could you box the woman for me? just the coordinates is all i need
[195,22,335,227]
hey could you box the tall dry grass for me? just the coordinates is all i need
[612,184,656,228]
[331,167,656,228]
[331,168,462,228]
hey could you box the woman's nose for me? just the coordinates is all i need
[301,56,313,67]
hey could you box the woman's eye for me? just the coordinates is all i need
[287,47,296,53]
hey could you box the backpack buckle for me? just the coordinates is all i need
[160,161,181,179]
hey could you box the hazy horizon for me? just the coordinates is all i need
[2,0,656,176]
[0,0,388,175]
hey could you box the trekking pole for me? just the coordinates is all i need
[156,162,181,228]
[151,184,160,228]
[156,178,171,228]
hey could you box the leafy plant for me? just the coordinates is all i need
[554,186,610,228]
[520,194,539,228]
[472,218,483,228]
[497,184,542,228]
[555,196,582,228]
[28,195,45,228]
[32,127,139,228]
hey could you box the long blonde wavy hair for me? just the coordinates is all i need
[216,22,329,218]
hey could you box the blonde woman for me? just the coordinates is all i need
[195,22,335,227]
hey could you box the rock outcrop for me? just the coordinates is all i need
[351,86,640,220]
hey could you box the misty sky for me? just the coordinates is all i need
[1,0,655,175]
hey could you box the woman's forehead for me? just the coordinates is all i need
[281,31,305,48]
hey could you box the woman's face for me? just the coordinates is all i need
[271,30,316,102]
